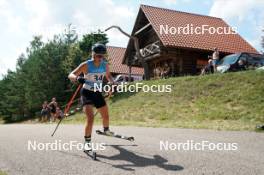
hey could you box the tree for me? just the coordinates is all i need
[262,29,264,53]
[26,36,43,54]
[16,54,26,70]
[79,30,108,58]
[0,70,25,122]
[64,23,78,45]
[0,30,109,122]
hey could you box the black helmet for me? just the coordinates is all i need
[92,43,106,55]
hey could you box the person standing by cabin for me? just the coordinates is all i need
[201,59,214,75]
[212,48,219,72]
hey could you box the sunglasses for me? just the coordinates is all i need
[94,54,104,58]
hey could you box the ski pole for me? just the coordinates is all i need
[51,86,112,137]
[51,84,82,137]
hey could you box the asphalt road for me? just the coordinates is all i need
[0,124,263,175]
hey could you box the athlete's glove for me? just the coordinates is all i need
[77,76,85,84]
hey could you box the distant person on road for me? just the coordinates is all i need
[48,97,58,122]
[40,101,50,122]
[212,48,219,72]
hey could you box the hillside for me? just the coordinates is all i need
[63,70,264,130]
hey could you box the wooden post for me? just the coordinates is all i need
[142,61,150,80]
[128,65,132,82]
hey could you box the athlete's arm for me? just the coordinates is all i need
[68,62,87,82]
[105,64,114,84]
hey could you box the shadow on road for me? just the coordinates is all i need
[56,144,183,172]
[97,145,184,172]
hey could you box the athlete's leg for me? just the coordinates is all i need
[97,104,113,136]
[97,104,109,129]
[84,105,94,137]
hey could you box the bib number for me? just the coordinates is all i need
[94,74,103,81]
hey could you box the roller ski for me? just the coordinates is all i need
[96,129,134,142]
[83,149,97,160]
[83,137,97,160]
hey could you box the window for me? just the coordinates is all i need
[247,55,264,68]
[218,54,240,65]
[239,54,248,62]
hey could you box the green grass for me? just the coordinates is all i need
[0,170,7,175]
[61,70,264,130]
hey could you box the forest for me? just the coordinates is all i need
[0,28,108,122]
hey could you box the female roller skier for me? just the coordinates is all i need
[68,43,114,151]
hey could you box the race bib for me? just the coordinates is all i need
[84,73,105,82]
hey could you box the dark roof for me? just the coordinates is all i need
[135,4,258,54]
[107,46,144,75]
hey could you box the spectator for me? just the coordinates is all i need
[238,59,246,71]
[212,48,219,72]
[48,97,58,122]
[161,62,170,79]
[55,106,64,120]
[40,101,50,122]
[153,64,162,79]
[201,59,214,75]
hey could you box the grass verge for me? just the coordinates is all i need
[0,170,7,175]
[61,70,264,131]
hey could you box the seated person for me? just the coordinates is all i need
[201,59,214,75]
[55,106,64,120]
[237,59,247,71]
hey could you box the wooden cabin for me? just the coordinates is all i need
[107,46,144,80]
[122,5,258,79]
